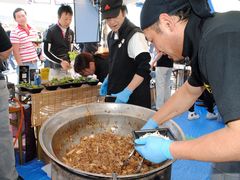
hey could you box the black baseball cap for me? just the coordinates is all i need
[140,0,189,30]
[101,0,123,19]
[140,0,212,30]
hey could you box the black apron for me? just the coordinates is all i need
[107,18,151,108]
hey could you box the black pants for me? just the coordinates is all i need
[189,90,215,113]
[189,104,195,112]
[199,90,215,113]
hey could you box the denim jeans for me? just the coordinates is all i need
[8,53,16,70]
[0,80,18,180]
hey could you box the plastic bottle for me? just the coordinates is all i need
[34,70,41,86]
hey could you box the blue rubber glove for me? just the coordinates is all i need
[135,136,174,164]
[99,77,108,96]
[141,118,158,130]
[111,87,133,103]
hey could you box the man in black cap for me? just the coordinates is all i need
[99,0,151,108]
[135,0,240,169]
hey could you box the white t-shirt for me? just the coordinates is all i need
[127,32,149,59]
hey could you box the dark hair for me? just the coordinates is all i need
[74,53,95,74]
[121,5,128,14]
[58,4,73,18]
[13,8,26,19]
[173,6,192,21]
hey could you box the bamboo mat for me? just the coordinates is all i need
[31,85,102,127]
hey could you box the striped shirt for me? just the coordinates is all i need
[10,24,38,63]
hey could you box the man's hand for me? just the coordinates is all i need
[111,87,132,103]
[141,118,159,130]
[61,60,70,70]
[99,77,108,96]
[135,136,173,164]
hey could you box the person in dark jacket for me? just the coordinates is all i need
[99,0,151,108]
[74,52,109,83]
[0,23,19,180]
[43,4,74,80]
[134,0,240,173]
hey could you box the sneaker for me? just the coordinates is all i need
[206,112,218,120]
[188,111,200,120]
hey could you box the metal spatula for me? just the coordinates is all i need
[135,157,144,173]
[122,149,135,167]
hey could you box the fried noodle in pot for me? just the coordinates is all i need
[61,132,161,175]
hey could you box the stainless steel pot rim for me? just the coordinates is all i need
[39,103,184,178]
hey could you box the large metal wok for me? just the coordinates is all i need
[39,103,185,179]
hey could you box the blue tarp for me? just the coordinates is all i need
[16,159,50,180]
[171,104,224,180]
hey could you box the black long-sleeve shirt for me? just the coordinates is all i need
[43,24,74,68]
